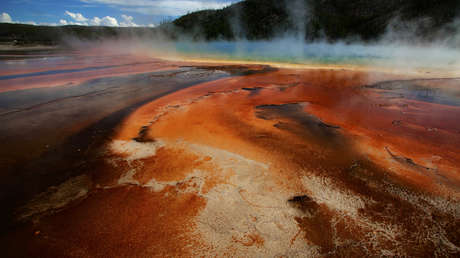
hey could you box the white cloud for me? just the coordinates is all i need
[64,10,119,27]
[0,12,13,23]
[80,0,237,16]
[120,14,138,27]
[122,14,133,22]
[89,16,101,25]
[0,12,36,25]
[65,10,88,22]
[2,10,152,28]
[91,16,119,26]
[101,16,119,26]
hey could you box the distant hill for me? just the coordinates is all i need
[1,0,459,46]
[172,0,460,42]
[0,23,166,46]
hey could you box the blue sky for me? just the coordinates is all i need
[0,0,240,27]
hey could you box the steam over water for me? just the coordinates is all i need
[173,40,460,70]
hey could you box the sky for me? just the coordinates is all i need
[0,0,240,27]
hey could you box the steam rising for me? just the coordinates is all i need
[70,37,460,75]
[61,0,460,73]
[173,40,460,70]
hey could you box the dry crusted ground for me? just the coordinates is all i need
[5,65,460,257]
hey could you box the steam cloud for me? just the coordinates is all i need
[63,0,460,73]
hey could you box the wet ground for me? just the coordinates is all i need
[1,50,459,257]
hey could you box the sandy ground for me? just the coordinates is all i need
[1,51,459,257]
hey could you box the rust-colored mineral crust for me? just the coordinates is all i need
[3,56,460,257]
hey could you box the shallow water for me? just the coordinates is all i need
[0,65,123,80]
[366,79,460,107]
[173,40,460,70]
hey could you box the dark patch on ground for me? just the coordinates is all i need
[181,65,278,76]
[288,195,320,216]
[385,147,434,172]
[364,78,460,106]
[288,195,335,254]
[255,103,342,146]
[384,147,460,189]
[242,87,263,96]
[277,82,301,91]
[133,126,155,143]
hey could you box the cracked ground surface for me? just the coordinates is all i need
[1,53,460,257]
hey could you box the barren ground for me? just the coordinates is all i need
[1,51,459,257]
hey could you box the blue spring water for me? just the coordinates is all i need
[173,40,460,69]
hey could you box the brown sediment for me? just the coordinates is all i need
[135,147,202,183]
[3,56,460,257]
[6,186,207,258]
[105,67,460,256]
[0,59,256,235]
